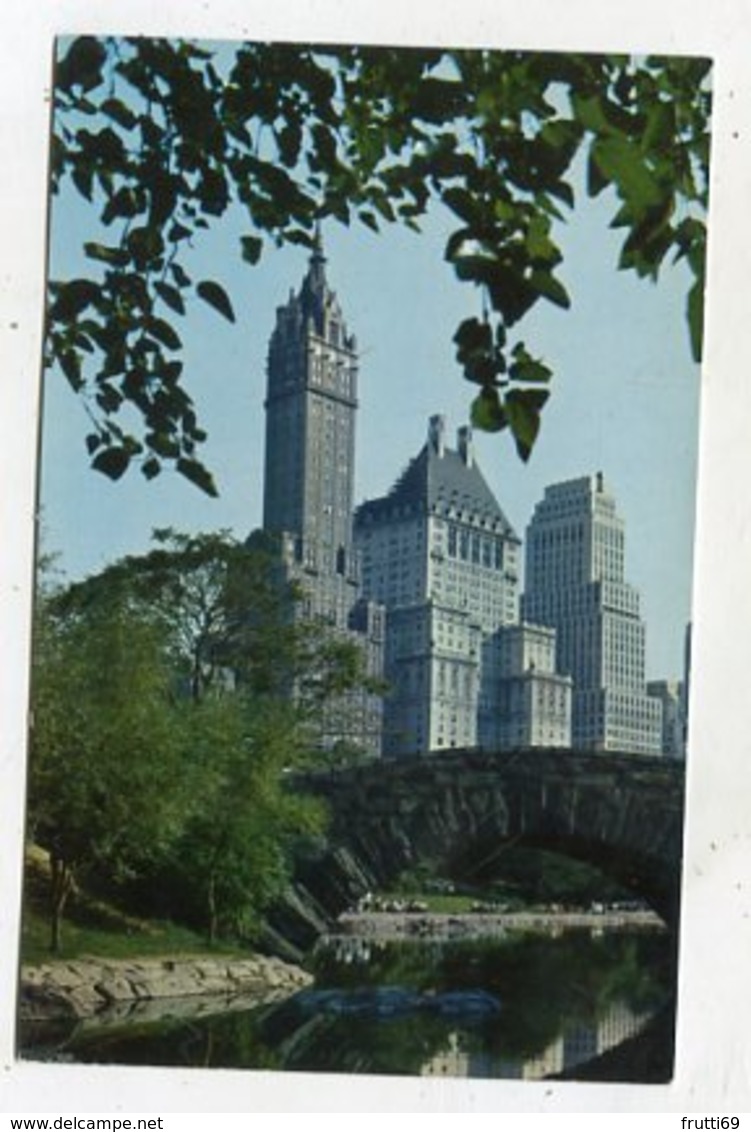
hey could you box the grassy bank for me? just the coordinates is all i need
[20,845,253,966]
[19,906,250,967]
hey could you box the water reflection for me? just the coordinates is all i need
[422,1001,653,1079]
[22,929,674,1082]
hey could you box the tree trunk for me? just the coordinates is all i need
[207,871,218,945]
[49,854,73,953]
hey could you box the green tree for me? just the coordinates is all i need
[56,527,302,702]
[29,530,380,945]
[48,39,710,490]
[27,580,188,951]
[57,527,383,720]
[166,693,325,943]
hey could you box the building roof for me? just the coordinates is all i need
[355,417,519,539]
[271,227,355,349]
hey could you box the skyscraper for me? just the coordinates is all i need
[522,474,662,754]
[262,235,384,753]
[263,230,360,626]
[354,415,524,755]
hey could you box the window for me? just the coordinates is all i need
[460,530,469,560]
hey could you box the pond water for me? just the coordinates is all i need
[20,927,675,1081]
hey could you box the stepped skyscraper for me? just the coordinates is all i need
[522,474,662,754]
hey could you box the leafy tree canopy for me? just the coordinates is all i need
[48,37,711,492]
[28,529,367,947]
[28,575,189,949]
[161,693,326,942]
[53,526,302,701]
[54,526,383,723]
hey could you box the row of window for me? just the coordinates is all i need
[446,525,507,568]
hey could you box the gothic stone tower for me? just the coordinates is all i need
[263,233,360,627]
[262,235,383,753]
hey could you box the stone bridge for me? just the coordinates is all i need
[266,749,685,956]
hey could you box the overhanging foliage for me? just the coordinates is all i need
[48,38,711,490]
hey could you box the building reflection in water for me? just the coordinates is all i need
[420,1001,652,1079]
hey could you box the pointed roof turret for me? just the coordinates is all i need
[355,416,518,538]
[268,224,354,351]
[298,222,330,330]
[305,219,328,292]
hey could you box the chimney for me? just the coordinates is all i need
[457,425,473,467]
[428,414,446,457]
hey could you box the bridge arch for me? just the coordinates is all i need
[270,750,684,953]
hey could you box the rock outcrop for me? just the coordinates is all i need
[19,954,312,1021]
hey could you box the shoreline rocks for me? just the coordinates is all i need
[19,953,313,1021]
[335,908,665,942]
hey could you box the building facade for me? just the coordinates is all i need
[496,623,573,749]
[354,415,567,756]
[522,474,662,754]
[262,236,384,753]
[647,679,685,759]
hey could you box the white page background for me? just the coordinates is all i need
[2,0,750,1114]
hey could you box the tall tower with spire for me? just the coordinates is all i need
[262,235,383,753]
[263,232,360,626]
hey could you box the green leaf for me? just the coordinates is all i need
[196,280,236,323]
[198,167,229,216]
[59,349,83,390]
[470,388,507,433]
[528,270,571,309]
[591,137,663,211]
[371,190,396,223]
[170,263,192,288]
[55,36,107,94]
[509,344,552,384]
[49,279,101,321]
[72,164,94,201]
[154,281,186,315]
[84,242,129,267]
[146,432,180,459]
[641,101,675,154]
[454,317,500,384]
[176,457,218,497]
[102,187,143,226]
[587,147,610,197]
[146,317,182,350]
[687,279,704,363]
[442,186,483,226]
[101,97,137,130]
[126,225,164,270]
[141,457,161,480]
[92,446,132,481]
[453,317,492,353]
[571,92,612,135]
[358,210,380,233]
[240,235,263,265]
[525,216,559,264]
[547,180,575,210]
[505,389,550,460]
[168,222,193,243]
[95,383,123,412]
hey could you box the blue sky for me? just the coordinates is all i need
[38,45,703,682]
